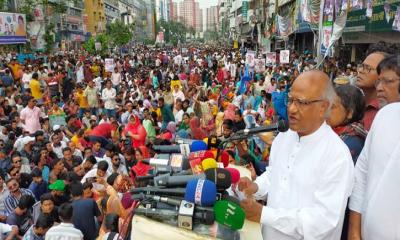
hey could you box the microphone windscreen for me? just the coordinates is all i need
[184,179,217,207]
[204,168,232,191]
[225,168,240,184]
[202,158,218,171]
[220,151,230,168]
[190,140,208,152]
[188,150,215,161]
[204,150,215,160]
[214,200,245,230]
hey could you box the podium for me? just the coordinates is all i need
[131,215,263,240]
[130,165,263,239]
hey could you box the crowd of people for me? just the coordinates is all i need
[0,40,398,239]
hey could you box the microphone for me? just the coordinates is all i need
[134,203,214,226]
[184,179,217,207]
[153,173,205,187]
[130,187,186,196]
[236,120,289,135]
[142,158,169,166]
[142,155,190,172]
[190,140,208,152]
[204,168,232,191]
[214,200,245,230]
[143,195,215,224]
[220,151,230,168]
[225,168,240,184]
[188,150,215,161]
[202,158,218,171]
[152,145,181,153]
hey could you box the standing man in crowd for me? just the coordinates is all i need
[238,70,354,239]
[355,43,397,131]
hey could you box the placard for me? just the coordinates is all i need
[265,52,277,65]
[279,50,290,64]
[104,58,114,72]
[245,50,256,66]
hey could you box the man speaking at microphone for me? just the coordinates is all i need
[238,70,354,240]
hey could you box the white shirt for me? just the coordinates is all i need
[172,90,185,103]
[0,222,13,239]
[52,141,67,159]
[76,65,84,83]
[253,122,354,240]
[22,72,32,88]
[0,186,9,216]
[111,72,121,86]
[81,168,111,184]
[102,88,117,110]
[349,103,400,239]
[45,222,83,240]
[174,109,184,124]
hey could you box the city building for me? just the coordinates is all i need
[56,0,86,49]
[206,5,219,31]
[104,0,120,24]
[84,0,106,35]
[170,0,178,21]
[178,0,202,32]
[155,0,170,21]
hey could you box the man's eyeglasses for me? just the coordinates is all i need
[357,63,375,74]
[286,97,324,108]
[375,77,400,87]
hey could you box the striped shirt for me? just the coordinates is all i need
[45,223,83,240]
[4,188,35,216]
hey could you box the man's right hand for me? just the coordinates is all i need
[238,177,258,197]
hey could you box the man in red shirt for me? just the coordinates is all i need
[355,42,397,131]
[87,120,119,148]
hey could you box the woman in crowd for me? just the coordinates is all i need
[327,84,367,162]
[121,114,147,148]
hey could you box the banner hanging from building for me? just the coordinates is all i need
[242,0,249,22]
[0,12,27,44]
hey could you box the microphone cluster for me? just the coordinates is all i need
[130,140,245,233]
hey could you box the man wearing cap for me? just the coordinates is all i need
[49,180,67,206]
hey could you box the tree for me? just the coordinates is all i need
[156,19,189,45]
[83,34,110,56]
[106,20,135,47]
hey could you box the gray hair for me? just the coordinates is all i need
[323,80,336,118]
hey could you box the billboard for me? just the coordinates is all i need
[0,12,27,44]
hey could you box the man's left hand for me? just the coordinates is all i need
[240,198,263,223]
